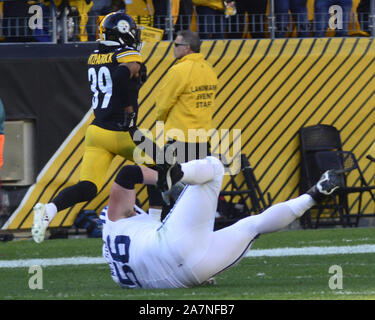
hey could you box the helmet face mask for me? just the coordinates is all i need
[99,11,141,50]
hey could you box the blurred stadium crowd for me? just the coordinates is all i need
[0,0,373,43]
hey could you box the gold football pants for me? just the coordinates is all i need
[80,124,153,191]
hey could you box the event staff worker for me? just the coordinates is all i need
[156,30,218,164]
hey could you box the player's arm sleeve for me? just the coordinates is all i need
[156,68,185,122]
[123,79,139,108]
[113,66,138,106]
[113,64,131,92]
[117,80,139,131]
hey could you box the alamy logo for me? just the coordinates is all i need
[328,5,343,30]
[131,121,242,175]
[28,265,43,290]
[28,5,43,30]
[328,265,343,290]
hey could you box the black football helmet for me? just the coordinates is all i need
[99,11,141,50]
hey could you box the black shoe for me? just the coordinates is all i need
[307,170,341,203]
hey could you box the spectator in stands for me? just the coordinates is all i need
[87,0,112,41]
[0,0,3,41]
[174,0,194,33]
[227,0,267,39]
[357,0,370,34]
[152,0,168,39]
[2,0,34,42]
[314,0,353,37]
[32,1,55,42]
[111,0,127,11]
[67,0,93,42]
[0,98,5,172]
[55,0,73,42]
[274,0,310,38]
[193,0,227,39]
[53,0,93,42]
[0,0,3,20]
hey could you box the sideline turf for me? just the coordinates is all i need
[0,228,374,300]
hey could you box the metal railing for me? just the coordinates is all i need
[0,3,375,43]
[0,4,58,43]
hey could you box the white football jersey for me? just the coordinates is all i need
[100,206,200,289]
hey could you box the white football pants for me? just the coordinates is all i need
[161,156,315,283]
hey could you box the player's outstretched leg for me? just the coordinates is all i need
[190,169,342,282]
[31,181,97,243]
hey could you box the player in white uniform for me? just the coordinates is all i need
[101,156,341,289]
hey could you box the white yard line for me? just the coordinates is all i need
[1,244,375,268]
[244,244,375,257]
[0,256,106,268]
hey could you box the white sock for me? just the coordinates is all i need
[180,159,215,185]
[45,203,58,223]
[148,208,162,221]
[248,194,315,234]
[285,194,316,218]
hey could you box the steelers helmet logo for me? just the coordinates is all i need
[117,20,130,34]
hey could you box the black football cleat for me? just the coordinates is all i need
[307,170,341,203]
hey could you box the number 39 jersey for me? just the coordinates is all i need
[87,44,143,131]
[100,206,200,289]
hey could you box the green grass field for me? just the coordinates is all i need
[1,227,375,300]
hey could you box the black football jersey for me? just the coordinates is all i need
[87,44,143,131]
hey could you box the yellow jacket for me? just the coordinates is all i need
[192,0,224,11]
[156,53,218,143]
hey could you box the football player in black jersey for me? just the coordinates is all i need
[32,11,162,243]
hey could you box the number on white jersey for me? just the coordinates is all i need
[105,235,141,288]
